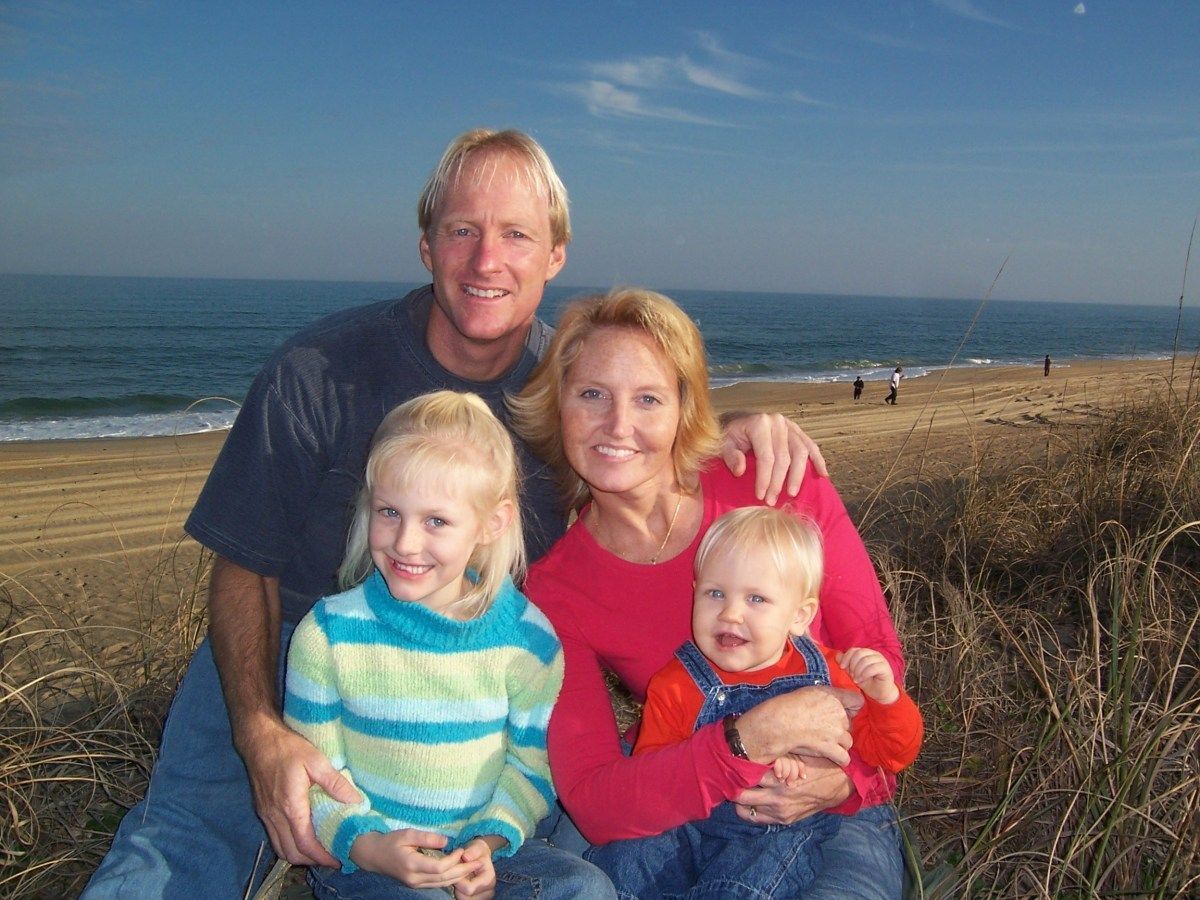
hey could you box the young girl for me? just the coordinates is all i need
[587,507,923,899]
[283,391,612,899]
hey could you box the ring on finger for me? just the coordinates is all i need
[748,805,758,820]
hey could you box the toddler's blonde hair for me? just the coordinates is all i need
[695,506,824,602]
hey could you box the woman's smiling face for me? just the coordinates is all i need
[559,326,681,500]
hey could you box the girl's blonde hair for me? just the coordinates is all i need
[695,507,825,601]
[339,391,525,618]
[508,287,721,511]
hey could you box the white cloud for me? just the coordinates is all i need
[789,90,831,108]
[678,59,762,98]
[566,81,730,126]
[587,54,760,99]
[1074,3,1086,15]
[590,58,672,89]
[568,32,826,125]
[931,0,1017,30]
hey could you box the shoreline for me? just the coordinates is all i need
[1,358,1188,634]
[2,353,1191,446]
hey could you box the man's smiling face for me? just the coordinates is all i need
[420,150,566,380]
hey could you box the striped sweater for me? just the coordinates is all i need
[283,569,564,872]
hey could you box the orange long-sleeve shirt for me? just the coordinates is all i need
[636,639,923,778]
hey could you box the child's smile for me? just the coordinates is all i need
[692,545,815,673]
[368,476,487,618]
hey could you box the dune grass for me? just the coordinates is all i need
[2,378,1198,897]
[0,541,210,897]
[869,377,1200,897]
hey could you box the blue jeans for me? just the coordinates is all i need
[804,803,903,900]
[82,633,282,898]
[587,803,901,900]
[83,629,612,899]
[587,801,840,899]
[308,838,615,899]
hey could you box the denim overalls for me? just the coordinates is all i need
[587,636,842,899]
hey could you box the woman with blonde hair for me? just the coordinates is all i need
[511,288,909,898]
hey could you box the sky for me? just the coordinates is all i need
[2,1,1198,305]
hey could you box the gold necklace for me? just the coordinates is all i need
[648,492,684,565]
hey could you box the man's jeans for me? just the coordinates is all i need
[82,628,614,899]
[82,632,289,898]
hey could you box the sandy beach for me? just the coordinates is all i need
[0,358,1185,636]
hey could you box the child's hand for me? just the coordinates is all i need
[350,829,477,889]
[452,838,498,899]
[838,647,900,704]
[771,754,808,787]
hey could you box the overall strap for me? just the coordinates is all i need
[790,634,831,684]
[674,640,723,693]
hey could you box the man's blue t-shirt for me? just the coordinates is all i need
[185,285,565,625]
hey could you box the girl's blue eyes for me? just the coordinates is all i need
[376,508,448,528]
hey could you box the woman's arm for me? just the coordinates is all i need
[801,470,904,678]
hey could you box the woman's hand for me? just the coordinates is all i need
[733,756,853,825]
[736,685,858,766]
[718,412,828,504]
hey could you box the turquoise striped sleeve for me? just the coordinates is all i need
[284,610,344,750]
[452,621,564,857]
[310,774,391,872]
[285,607,390,869]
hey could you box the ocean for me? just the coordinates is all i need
[2,273,1197,443]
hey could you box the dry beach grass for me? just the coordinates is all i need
[1,359,1197,896]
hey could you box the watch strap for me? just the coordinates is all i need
[723,713,749,759]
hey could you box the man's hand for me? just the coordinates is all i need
[736,686,856,766]
[734,756,853,825]
[719,412,828,505]
[241,718,361,867]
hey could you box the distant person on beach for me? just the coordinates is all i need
[885,366,903,405]
[1044,354,1051,376]
[83,128,824,898]
[515,288,913,899]
[586,507,923,897]
[283,391,608,898]
[853,376,865,400]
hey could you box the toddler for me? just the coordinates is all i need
[588,506,922,898]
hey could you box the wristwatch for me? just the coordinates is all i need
[723,713,749,759]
